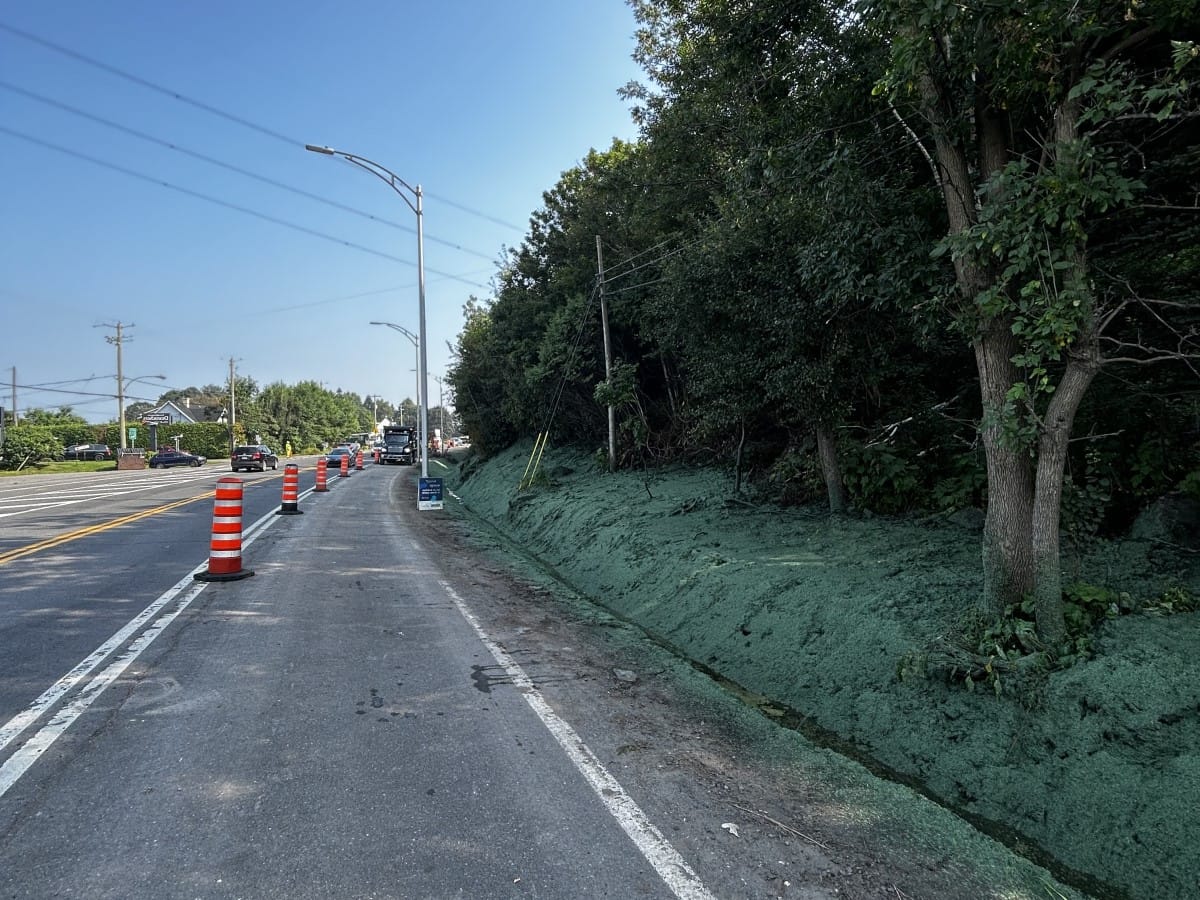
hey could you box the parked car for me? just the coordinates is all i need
[324,446,355,470]
[63,443,112,461]
[148,449,206,469]
[231,444,279,472]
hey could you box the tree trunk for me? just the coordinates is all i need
[1031,353,1098,645]
[815,426,846,514]
[1028,86,1099,646]
[918,64,1039,622]
[661,356,677,419]
[975,323,1037,621]
[734,420,745,493]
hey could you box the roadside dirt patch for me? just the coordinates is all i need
[415,469,1091,900]
[430,445,1200,900]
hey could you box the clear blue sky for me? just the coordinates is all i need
[1,2,644,423]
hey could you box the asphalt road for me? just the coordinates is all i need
[0,460,710,899]
[0,458,1076,900]
[0,461,302,729]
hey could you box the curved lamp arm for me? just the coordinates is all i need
[307,141,430,480]
[305,145,420,217]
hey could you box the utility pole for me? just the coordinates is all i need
[596,236,616,473]
[10,366,16,426]
[100,322,131,449]
[430,375,446,436]
[227,357,239,454]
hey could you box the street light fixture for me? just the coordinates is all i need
[370,321,421,443]
[307,143,429,479]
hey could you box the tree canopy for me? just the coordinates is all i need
[448,0,1199,644]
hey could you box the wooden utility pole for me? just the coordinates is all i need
[228,357,238,453]
[99,322,130,449]
[596,236,616,473]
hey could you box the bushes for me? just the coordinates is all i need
[0,422,238,469]
[102,423,237,459]
[0,426,61,469]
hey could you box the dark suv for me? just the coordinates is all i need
[63,443,112,461]
[231,445,279,472]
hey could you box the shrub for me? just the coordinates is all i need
[0,426,61,470]
[841,440,922,514]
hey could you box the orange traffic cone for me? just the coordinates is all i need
[315,457,329,492]
[276,463,303,515]
[195,477,254,581]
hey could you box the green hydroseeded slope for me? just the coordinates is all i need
[443,445,1200,900]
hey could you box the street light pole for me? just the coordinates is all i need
[308,144,429,479]
[369,320,421,446]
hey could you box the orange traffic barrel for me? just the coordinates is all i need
[194,477,254,582]
[355,450,364,470]
[276,463,303,515]
[339,454,350,477]
[315,456,329,492]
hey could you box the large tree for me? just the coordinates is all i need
[627,0,955,509]
[868,0,1199,640]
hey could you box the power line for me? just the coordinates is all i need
[605,277,667,295]
[599,235,675,277]
[0,79,501,263]
[600,235,707,284]
[12,382,166,402]
[0,125,488,289]
[0,20,527,234]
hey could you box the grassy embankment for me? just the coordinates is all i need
[442,443,1200,900]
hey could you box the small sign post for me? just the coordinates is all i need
[141,413,169,451]
[418,477,444,511]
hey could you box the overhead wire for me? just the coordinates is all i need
[0,20,526,233]
[600,235,707,284]
[596,235,677,278]
[538,280,602,441]
[0,125,488,289]
[604,277,666,295]
[0,79,499,263]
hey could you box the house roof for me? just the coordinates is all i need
[146,400,198,424]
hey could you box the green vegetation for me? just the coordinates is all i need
[440,7,1197,896]
[447,445,1200,900]
[1,381,459,470]
[448,0,1199,642]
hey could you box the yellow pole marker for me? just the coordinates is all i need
[519,432,545,490]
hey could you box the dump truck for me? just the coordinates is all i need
[380,425,416,465]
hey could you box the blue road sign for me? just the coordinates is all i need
[418,477,444,511]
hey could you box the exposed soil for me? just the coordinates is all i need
[426,444,1200,900]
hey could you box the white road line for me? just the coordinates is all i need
[0,581,208,797]
[439,580,717,900]
[0,501,283,799]
[0,469,225,519]
[0,567,205,754]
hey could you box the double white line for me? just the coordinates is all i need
[0,500,289,798]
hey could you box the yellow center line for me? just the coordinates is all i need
[0,467,309,568]
[0,489,216,568]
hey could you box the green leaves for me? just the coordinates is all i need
[0,425,62,469]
